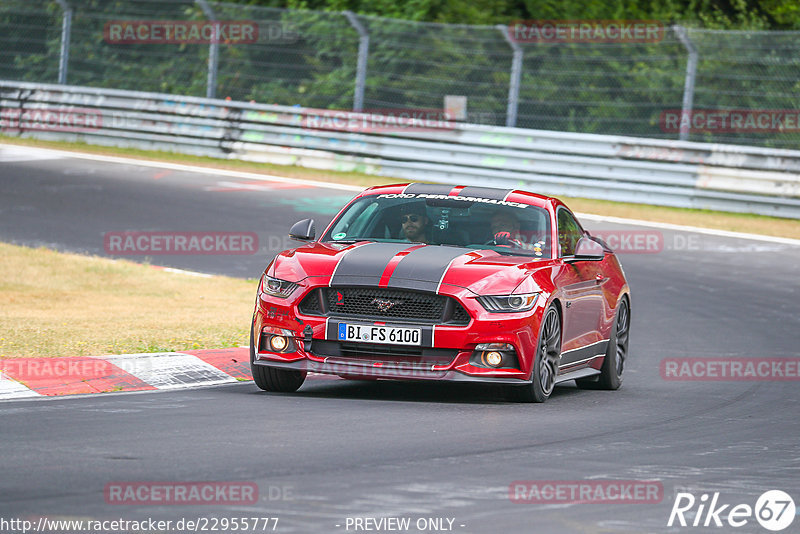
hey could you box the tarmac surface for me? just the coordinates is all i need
[1,144,799,533]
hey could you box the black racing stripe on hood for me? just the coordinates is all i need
[387,245,472,293]
[330,243,415,286]
[403,183,454,195]
[458,186,513,200]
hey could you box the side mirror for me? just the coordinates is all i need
[571,236,605,261]
[289,218,315,241]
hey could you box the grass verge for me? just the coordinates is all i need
[2,135,798,240]
[0,242,254,358]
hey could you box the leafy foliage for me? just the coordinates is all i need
[1,0,799,147]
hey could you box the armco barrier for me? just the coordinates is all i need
[2,80,799,218]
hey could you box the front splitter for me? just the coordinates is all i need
[253,356,532,385]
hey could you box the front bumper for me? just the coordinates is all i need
[253,285,546,384]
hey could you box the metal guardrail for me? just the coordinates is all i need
[2,80,800,218]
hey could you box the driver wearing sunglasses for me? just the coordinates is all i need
[399,202,430,243]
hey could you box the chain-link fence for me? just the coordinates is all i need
[2,0,800,148]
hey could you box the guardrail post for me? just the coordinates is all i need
[54,0,72,84]
[344,11,369,112]
[196,0,219,99]
[497,25,522,128]
[673,25,698,142]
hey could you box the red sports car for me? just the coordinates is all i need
[251,183,631,402]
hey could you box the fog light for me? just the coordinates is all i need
[470,343,520,369]
[269,335,288,352]
[483,351,503,367]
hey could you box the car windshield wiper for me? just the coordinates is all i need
[492,249,543,257]
[325,238,377,244]
[436,243,471,249]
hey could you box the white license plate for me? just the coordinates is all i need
[337,323,422,345]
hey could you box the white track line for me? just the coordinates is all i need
[576,212,800,246]
[3,143,797,246]
[153,266,214,278]
[0,143,363,192]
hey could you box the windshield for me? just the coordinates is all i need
[322,193,551,257]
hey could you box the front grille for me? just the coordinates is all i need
[299,287,470,325]
[451,303,469,324]
[329,288,443,321]
[298,289,320,315]
[312,340,458,365]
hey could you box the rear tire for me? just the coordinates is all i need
[576,296,630,391]
[250,322,306,392]
[507,305,561,403]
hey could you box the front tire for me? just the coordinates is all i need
[508,305,561,403]
[250,322,306,393]
[576,296,630,390]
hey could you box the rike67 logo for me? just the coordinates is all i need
[668,490,795,531]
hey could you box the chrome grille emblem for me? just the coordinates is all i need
[371,298,401,312]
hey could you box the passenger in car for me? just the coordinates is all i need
[489,209,546,254]
[490,209,525,247]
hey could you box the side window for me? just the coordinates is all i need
[557,208,583,257]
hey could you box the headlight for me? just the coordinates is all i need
[260,275,299,298]
[477,293,538,313]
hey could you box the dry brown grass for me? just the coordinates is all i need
[0,243,254,358]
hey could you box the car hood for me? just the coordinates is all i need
[271,242,553,296]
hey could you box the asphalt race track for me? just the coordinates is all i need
[1,145,799,534]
